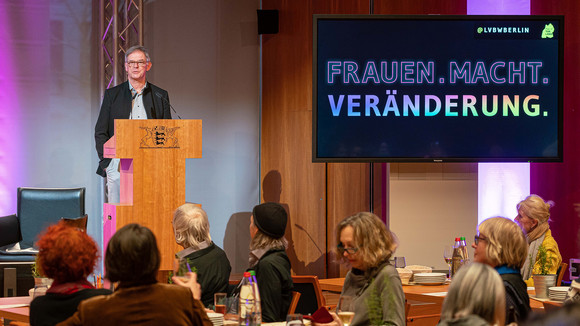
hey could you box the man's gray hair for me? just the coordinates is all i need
[125,45,151,62]
[172,204,211,249]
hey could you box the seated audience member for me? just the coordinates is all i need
[29,221,112,326]
[438,263,506,326]
[173,203,231,307]
[247,202,293,322]
[515,195,562,286]
[473,217,531,324]
[337,212,405,326]
[57,223,211,326]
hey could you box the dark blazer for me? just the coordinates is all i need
[56,283,212,326]
[94,81,172,176]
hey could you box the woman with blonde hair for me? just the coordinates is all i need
[473,217,530,324]
[336,212,405,326]
[439,263,506,326]
[515,195,562,285]
[173,203,231,307]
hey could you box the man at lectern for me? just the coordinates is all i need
[94,45,172,203]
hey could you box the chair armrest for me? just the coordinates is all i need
[0,214,21,247]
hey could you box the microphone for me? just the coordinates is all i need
[155,92,182,119]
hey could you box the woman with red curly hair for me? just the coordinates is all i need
[29,221,111,326]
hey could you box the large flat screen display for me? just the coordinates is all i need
[313,15,563,162]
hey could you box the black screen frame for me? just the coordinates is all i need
[312,14,564,163]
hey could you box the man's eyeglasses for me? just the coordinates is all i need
[474,234,487,245]
[337,243,358,255]
[126,61,148,67]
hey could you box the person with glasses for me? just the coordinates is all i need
[515,195,562,286]
[472,217,530,324]
[335,212,405,326]
[94,45,172,203]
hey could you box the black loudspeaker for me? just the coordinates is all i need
[257,10,279,34]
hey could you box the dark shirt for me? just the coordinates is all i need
[30,288,112,326]
[183,242,231,307]
[252,248,293,322]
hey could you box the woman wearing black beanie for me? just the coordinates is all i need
[248,202,293,322]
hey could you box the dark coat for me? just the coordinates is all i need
[56,283,212,326]
[252,248,293,323]
[94,81,172,176]
[183,242,231,307]
[501,272,531,324]
[30,288,111,326]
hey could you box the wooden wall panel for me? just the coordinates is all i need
[261,0,327,277]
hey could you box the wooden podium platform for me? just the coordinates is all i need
[102,119,202,270]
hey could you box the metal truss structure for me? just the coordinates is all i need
[99,0,143,95]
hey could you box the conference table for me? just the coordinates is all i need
[0,296,31,324]
[319,277,555,326]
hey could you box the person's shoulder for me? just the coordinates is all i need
[148,83,168,94]
[104,81,128,93]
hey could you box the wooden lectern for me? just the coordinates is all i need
[102,119,202,271]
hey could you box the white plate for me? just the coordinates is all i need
[415,272,446,277]
[549,286,570,292]
[416,281,445,285]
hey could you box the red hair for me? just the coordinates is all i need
[36,221,99,283]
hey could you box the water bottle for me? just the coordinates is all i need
[451,237,462,277]
[249,270,262,325]
[239,271,261,326]
[239,272,255,326]
[460,236,469,263]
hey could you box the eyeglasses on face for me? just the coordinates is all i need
[337,243,358,255]
[474,234,487,245]
[126,60,148,67]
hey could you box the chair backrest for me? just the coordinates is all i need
[557,262,568,286]
[288,291,301,315]
[292,275,326,315]
[18,187,85,248]
[61,214,88,232]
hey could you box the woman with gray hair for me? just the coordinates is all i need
[515,195,562,286]
[473,217,530,324]
[438,263,506,326]
[336,212,405,326]
[173,203,231,307]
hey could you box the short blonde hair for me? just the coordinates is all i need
[336,212,397,270]
[517,195,552,225]
[441,263,505,325]
[478,217,528,269]
[172,204,211,249]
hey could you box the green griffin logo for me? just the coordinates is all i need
[541,23,554,39]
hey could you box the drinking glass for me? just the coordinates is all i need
[172,257,191,282]
[214,292,227,314]
[394,256,406,268]
[337,295,355,326]
[286,313,304,326]
[443,245,453,279]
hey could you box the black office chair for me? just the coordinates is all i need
[292,275,327,315]
[0,187,85,296]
